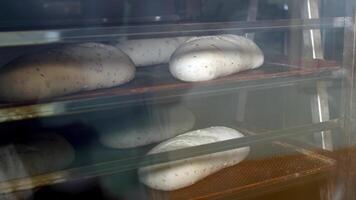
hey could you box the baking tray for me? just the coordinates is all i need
[146,142,336,200]
[0,59,341,123]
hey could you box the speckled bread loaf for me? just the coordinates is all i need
[169,34,264,82]
[138,126,250,191]
[116,37,191,66]
[0,43,135,102]
[98,103,195,149]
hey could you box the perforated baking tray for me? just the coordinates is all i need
[147,142,336,200]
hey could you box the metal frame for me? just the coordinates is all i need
[0,17,345,47]
[341,3,356,200]
[342,4,356,146]
[237,0,335,152]
[301,0,334,150]
[236,0,258,122]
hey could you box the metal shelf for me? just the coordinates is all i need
[0,17,348,47]
[0,120,340,194]
[0,59,342,123]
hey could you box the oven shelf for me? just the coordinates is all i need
[0,59,342,123]
[0,120,340,194]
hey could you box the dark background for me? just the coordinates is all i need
[0,0,347,30]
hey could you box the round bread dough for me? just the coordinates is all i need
[116,37,191,67]
[0,43,135,102]
[0,133,75,182]
[169,34,264,82]
[138,126,250,191]
[98,103,195,149]
[0,133,74,198]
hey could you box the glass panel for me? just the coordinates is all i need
[0,0,354,200]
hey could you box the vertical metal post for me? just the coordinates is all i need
[301,0,333,150]
[236,0,258,122]
[301,0,324,59]
[339,7,356,200]
[342,7,356,144]
[288,1,303,62]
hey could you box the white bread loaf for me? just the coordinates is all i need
[116,37,191,66]
[0,43,135,101]
[169,34,264,82]
[138,126,249,191]
[98,103,195,149]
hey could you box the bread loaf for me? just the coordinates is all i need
[169,34,264,82]
[116,37,190,67]
[0,133,74,199]
[138,126,249,191]
[0,43,135,101]
[0,133,75,182]
[98,103,195,149]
